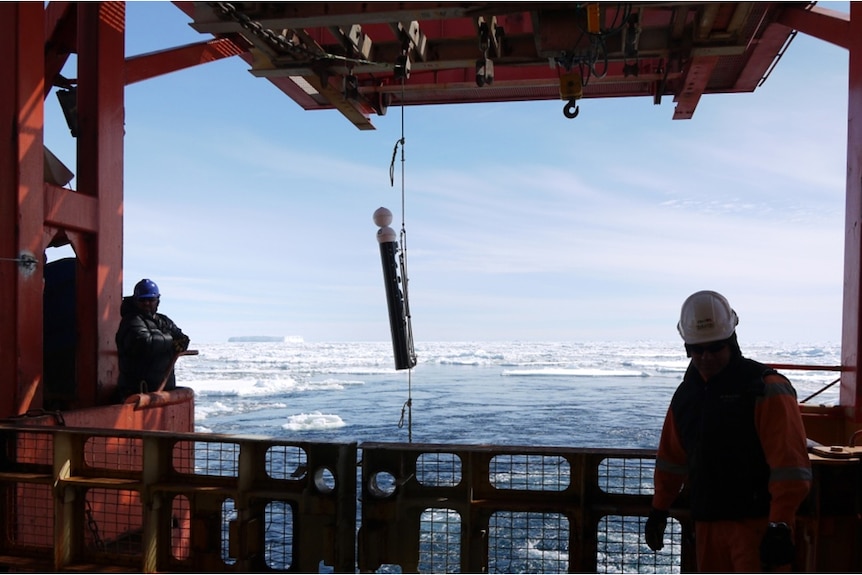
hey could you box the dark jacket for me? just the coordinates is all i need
[115,296,188,400]
[671,354,772,519]
[653,347,812,523]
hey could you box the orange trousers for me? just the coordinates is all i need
[695,518,790,573]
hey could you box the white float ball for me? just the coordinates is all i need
[373,207,393,227]
[377,226,396,243]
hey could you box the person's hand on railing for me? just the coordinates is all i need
[172,334,190,354]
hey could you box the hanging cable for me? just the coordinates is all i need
[382,74,417,442]
[398,78,416,443]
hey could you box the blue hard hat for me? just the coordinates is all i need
[134,278,160,299]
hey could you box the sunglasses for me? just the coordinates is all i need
[685,341,728,355]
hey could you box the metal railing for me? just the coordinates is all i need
[0,425,689,572]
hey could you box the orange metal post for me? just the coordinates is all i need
[782,4,862,428]
[74,3,125,406]
[0,5,18,418]
[0,3,46,417]
[845,3,862,423]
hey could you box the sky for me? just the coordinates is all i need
[44,2,851,344]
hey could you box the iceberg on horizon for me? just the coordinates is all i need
[227,335,304,343]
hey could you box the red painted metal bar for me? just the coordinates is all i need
[672,55,719,120]
[779,0,862,429]
[74,3,126,406]
[0,4,46,417]
[125,37,249,86]
[733,14,797,91]
[778,4,850,50]
[845,3,862,423]
[43,183,99,234]
[17,4,46,414]
[0,5,22,418]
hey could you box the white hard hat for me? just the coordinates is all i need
[677,290,739,344]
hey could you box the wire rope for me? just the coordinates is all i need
[390,78,416,442]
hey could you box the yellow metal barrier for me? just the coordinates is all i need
[358,442,691,573]
[3,425,856,573]
[0,425,356,572]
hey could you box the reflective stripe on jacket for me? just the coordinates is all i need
[652,355,811,523]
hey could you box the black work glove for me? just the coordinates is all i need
[644,508,669,551]
[760,522,795,568]
[173,334,190,353]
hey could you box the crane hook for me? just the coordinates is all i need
[563,99,580,119]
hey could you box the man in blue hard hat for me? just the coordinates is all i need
[115,278,190,401]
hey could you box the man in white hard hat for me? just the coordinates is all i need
[644,290,811,572]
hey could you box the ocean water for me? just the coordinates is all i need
[176,340,841,448]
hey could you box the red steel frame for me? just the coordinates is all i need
[1,3,46,416]
[0,3,861,433]
[843,2,862,424]
[779,3,862,425]
[0,3,242,423]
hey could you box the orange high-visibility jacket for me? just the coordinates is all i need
[652,356,811,524]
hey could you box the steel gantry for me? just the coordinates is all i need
[1,1,861,437]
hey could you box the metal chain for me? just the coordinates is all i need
[208,2,319,58]
[208,2,385,67]
[84,497,106,551]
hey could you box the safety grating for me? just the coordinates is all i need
[490,454,569,491]
[4,483,53,549]
[416,452,462,487]
[598,515,681,574]
[264,501,294,570]
[419,508,461,573]
[83,488,142,557]
[267,445,308,480]
[15,431,52,464]
[488,511,569,573]
[171,494,191,560]
[0,428,686,572]
[598,457,655,495]
[184,440,240,476]
[85,436,143,471]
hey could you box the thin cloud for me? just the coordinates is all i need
[64,4,850,343]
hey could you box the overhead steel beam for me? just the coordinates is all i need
[189,1,482,32]
[125,37,249,85]
[777,4,851,50]
[672,55,718,119]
